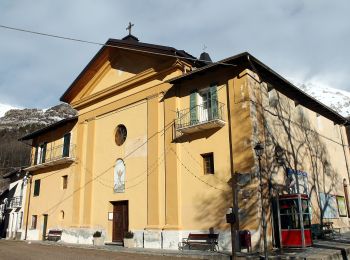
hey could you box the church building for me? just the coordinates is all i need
[20,31,350,252]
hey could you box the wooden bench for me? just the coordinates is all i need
[312,222,341,239]
[323,222,341,238]
[178,233,219,251]
[46,230,62,241]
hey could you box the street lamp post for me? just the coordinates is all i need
[254,142,268,260]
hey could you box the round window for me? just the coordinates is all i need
[115,124,127,146]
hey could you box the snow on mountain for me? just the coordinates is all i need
[0,103,77,130]
[291,81,350,118]
[0,103,18,117]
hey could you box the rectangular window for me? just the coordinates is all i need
[62,175,68,189]
[63,133,71,157]
[33,179,41,197]
[202,153,214,175]
[31,215,37,229]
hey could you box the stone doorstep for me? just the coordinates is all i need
[26,240,231,260]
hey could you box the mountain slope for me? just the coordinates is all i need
[295,82,350,117]
[0,103,76,130]
[0,103,18,117]
[0,103,77,191]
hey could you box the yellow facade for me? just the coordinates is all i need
[21,38,350,252]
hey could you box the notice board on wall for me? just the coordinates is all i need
[320,192,339,219]
[336,196,348,217]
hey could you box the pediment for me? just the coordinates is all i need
[70,51,171,105]
[76,61,136,101]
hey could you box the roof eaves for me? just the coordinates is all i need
[168,52,348,125]
[168,52,249,84]
[60,38,200,103]
[247,54,348,125]
[18,116,78,141]
[3,168,22,178]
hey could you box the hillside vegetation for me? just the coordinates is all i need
[0,103,76,191]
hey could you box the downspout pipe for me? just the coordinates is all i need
[340,122,350,215]
[24,174,32,240]
[226,78,237,259]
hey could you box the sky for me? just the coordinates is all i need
[0,0,349,109]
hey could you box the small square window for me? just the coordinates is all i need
[62,175,68,189]
[31,215,37,229]
[201,153,214,175]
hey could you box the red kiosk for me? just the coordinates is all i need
[277,194,312,247]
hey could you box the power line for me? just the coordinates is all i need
[42,137,227,214]
[169,147,228,192]
[0,24,237,67]
[180,143,229,185]
[98,146,169,184]
[41,120,174,213]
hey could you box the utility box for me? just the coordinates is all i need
[239,230,251,252]
[226,213,235,224]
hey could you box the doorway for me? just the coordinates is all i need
[42,214,48,240]
[198,89,211,122]
[112,201,128,243]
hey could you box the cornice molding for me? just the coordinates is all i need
[71,64,183,110]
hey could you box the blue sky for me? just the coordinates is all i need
[0,0,349,108]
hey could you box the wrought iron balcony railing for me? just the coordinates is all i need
[25,144,76,171]
[175,101,226,134]
[8,196,22,208]
[33,143,76,166]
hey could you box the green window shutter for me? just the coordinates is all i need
[190,91,198,125]
[34,146,39,165]
[210,84,218,119]
[34,179,41,196]
[63,133,71,157]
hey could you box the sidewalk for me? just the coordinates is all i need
[25,234,350,260]
[29,240,231,260]
[237,233,350,259]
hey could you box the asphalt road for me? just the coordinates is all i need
[0,240,199,260]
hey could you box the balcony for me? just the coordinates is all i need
[175,101,226,134]
[8,196,22,209]
[24,144,76,172]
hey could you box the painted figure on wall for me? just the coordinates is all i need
[114,159,125,193]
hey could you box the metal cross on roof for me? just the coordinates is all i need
[203,44,207,52]
[126,22,134,35]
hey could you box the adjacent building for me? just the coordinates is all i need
[0,169,27,240]
[19,34,350,251]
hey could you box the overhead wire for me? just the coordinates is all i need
[169,147,228,192]
[179,143,229,185]
[2,24,348,204]
[41,122,227,214]
[0,24,237,67]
